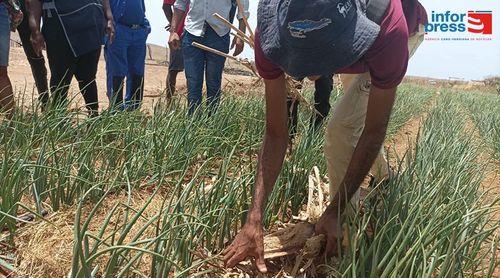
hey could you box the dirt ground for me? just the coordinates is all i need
[7,44,257,112]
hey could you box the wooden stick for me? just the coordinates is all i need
[240,59,260,77]
[192,42,238,61]
[231,32,252,46]
[192,42,258,76]
[235,0,255,42]
[213,13,254,47]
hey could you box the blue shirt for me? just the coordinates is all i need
[120,0,145,25]
[110,0,149,27]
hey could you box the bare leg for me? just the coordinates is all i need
[166,70,179,104]
[0,67,14,120]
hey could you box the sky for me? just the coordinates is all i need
[145,0,500,80]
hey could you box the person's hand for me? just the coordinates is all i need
[10,11,23,32]
[169,32,181,51]
[315,209,342,256]
[223,222,267,273]
[106,19,115,44]
[30,31,46,57]
[231,37,244,56]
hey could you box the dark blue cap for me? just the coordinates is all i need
[258,0,381,78]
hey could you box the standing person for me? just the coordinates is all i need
[106,0,150,111]
[26,0,115,118]
[223,0,427,273]
[0,0,22,120]
[169,0,249,116]
[17,0,49,110]
[163,0,186,104]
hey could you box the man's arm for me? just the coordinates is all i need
[101,0,113,23]
[170,8,185,34]
[231,0,249,56]
[168,0,187,50]
[230,18,246,56]
[101,0,115,42]
[171,0,187,31]
[163,3,173,24]
[248,75,289,223]
[223,75,289,273]
[168,8,186,50]
[26,0,42,34]
[315,85,396,255]
[26,0,44,56]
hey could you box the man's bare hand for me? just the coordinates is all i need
[30,31,46,57]
[223,223,267,273]
[169,32,181,51]
[315,209,342,256]
[231,37,244,56]
[106,19,116,44]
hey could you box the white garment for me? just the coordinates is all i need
[174,0,250,37]
[324,24,426,203]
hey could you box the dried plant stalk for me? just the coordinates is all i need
[213,13,254,47]
[263,222,317,259]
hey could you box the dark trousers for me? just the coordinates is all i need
[288,75,333,138]
[46,36,100,116]
[183,26,229,116]
[17,1,49,107]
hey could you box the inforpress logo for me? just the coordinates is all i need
[425,10,493,41]
[468,11,493,35]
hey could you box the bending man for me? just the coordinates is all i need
[223,0,427,273]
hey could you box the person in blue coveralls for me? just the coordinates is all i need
[106,0,151,111]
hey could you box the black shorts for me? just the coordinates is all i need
[168,47,184,72]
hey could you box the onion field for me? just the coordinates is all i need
[0,83,498,277]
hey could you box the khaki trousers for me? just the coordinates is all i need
[325,25,425,201]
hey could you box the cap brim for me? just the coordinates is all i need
[260,10,380,78]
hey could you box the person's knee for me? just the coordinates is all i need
[129,61,145,78]
[324,116,358,150]
[205,71,223,90]
[206,58,225,77]
[329,111,352,129]
[75,68,97,85]
[77,77,97,88]
[185,73,204,91]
